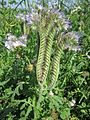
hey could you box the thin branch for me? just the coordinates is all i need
[14,0,25,10]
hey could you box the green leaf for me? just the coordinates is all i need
[60,108,70,120]
[20,103,26,110]
[0,80,9,86]
[25,106,32,118]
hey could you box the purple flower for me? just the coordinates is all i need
[63,19,72,30]
[18,35,27,43]
[26,12,40,25]
[63,31,81,52]
[50,10,72,30]
[16,12,40,25]
[25,14,33,25]
[50,9,59,15]
[30,12,39,22]
[6,33,17,41]
[65,31,81,42]
[58,11,66,19]
[16,13,26,21]
[51,9,65,19]
[5,34,27,50]
[65,44,81,51]
[74,32,81,41]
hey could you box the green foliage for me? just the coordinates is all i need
[0,0,90,120]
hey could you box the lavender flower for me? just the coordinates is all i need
[65,31,81,42]
[50,9,58,15]
[50,9,72,30]
[16,13,32,25]
[63,19,72,30]
[65,44,81,51]
[16,11,40,25]
[58,11,66,19]
[5,41,15,50]
[75,33,81,41]
[16,13,26,22]
[15,7,81,53]
[5,34,27,50]
[62,31,82,51]
[50,9,65,19]
[25,14,33,25]
[18,35,27,44]
[6,33,17,41]
[30,12,40,22]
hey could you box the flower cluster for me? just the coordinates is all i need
[16,11,40,25]
[65,31,81,42]
[49,9,72,30]
[63,31,81,51]
[5,33,27,50]
[16,13,26,22]
[16,5,72,30]
[63,19,72,30]
[16,5,81,52]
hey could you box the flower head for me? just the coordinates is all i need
[6,33,17,41]
[50,9,72,30]
[16,13,26,22]
[62,31,82,51]
[18,35,27,43]
[16,11,40,25]
[5,41,14,50]
[5,34,27,50]
[58,11,66,19]
[65,31,81,42]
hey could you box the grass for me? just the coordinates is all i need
[0,0,90,120]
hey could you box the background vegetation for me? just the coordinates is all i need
[0,0,90,120]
